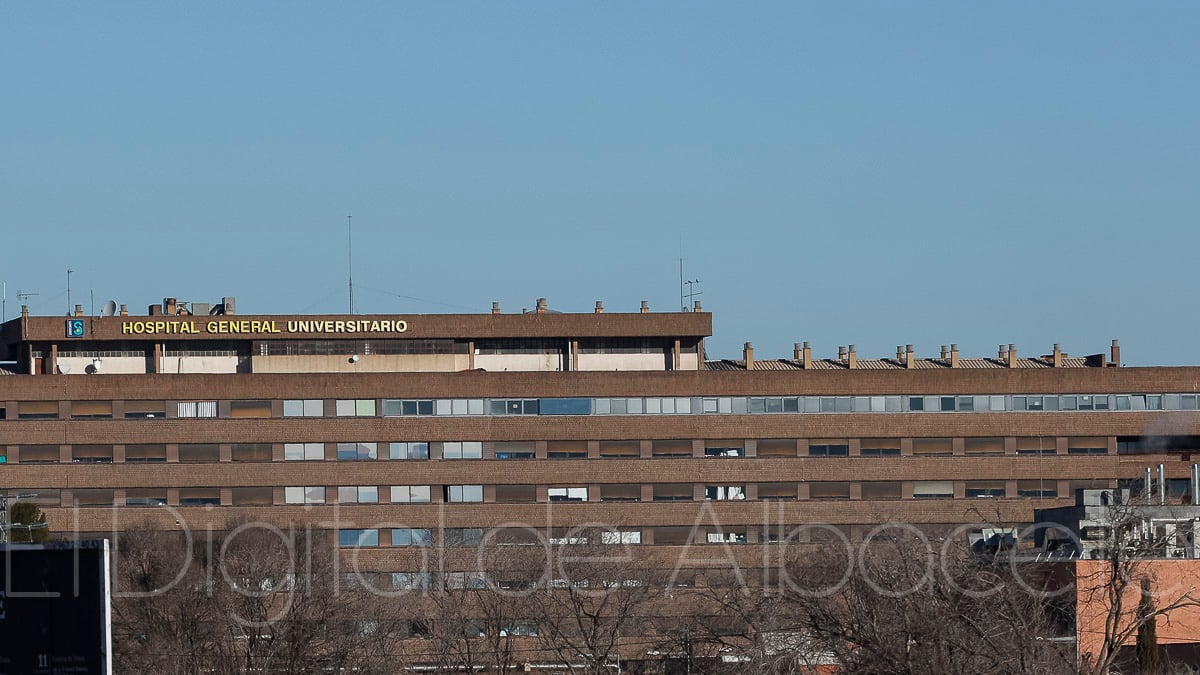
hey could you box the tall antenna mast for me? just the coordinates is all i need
[347,215,355,315]
[67,268,75,315]
[2,282,6,323]
[679,253,685,312]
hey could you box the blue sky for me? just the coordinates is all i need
[2,3,1197,364]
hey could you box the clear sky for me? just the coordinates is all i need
[2,3,1197,365]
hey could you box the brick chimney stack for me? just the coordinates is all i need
[536,298,547,314]
[950,343,959,368]
[74,304,83,317]
[940,345,949,360]
[743,342,754,371]
[1111,339,1121,367]
[491,302,501,315]
[838,346,847,362]
[1053,343,1063,368]
[1007,343,1017,368]
[594,301,604,314]
[802,341,812,369]
[905,344,915,369]
[847,344,857,369]
[640,301,649,314]
[119,304,129,317]
[998,344,1006,360]
[896,346,904,362]
[693,300,701,312]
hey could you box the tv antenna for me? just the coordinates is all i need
[347,215,355,315]
[67,268,75,315]
[678,256,702,311]
[17,289,39,310]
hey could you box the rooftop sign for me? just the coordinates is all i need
[122,319,409,335]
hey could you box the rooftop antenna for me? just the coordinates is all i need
[16,289,38,310]
[2,282,5,322]
[347,214,355,315]
[66,268,75,315]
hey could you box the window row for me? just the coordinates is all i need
[51,479,1095,508]
[1,437,1126,464]
[6,393,1193,421]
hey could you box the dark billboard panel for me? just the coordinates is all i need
[0,540,112,675]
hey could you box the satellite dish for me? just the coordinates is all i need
[102,300,117,317]
[58,363,71,374]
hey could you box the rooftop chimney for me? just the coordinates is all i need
[802,341,812,369]
[164,297,177,316]
[998,344,1006,360]
[847,344,857,369]
[940,345,948,360]
[1008,343,1017,368]
[536,298,547,314]
[793,343,803,361]
[743,342,754,371]
[1111,339,1121,367]
[1052,343,1063,368]
[594,301,604,314]
[640,301,649,314]
[693,300,702,312]
[119,304,128,317]
[837,346,847,361]
[149,304,162,316]
[491,302,501,315]
[74,304,83,317]
[905,344,915,369]
[950,343,960,368]
[896,346,905,362]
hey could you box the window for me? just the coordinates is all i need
[599,441,639,458]
[124,401,165,418]
[381,399,435,416]
[488,399,539,415]
[339,529,380,548]
[442,442,482,459]
[912,438,952,456]
[391,528,432,547]
[601,530,641,544]
[756,440,797,457]
[758,482,797,500]
[391,485,431,503]
[337,486,379,504]
[1068,437,1108,455]
[861,439,901,456]
[73,489,115,507]
[1017,480,1057,498]
[178,444,220,463]
[179,488,220,506]
[599,484,641,502]
[125,444,167,463]
[231,487,272,506]
[176,401,217,418]
[861,482,903,500]
[230,400,272,418]
[548,487,588,502]
[809,482,850,500]
[706,532,746,544]
[495,442,535,460]
[232,443,272,462]
[284,399,324,417]
[337,442,377,461]
[392,572,433,590]
[445,485,484,503]
[495,485,537,503]
[336,399,377,417]
[1016,438,1056,455]
[18,445,59,463]
[704,447,744,458]
[965,480,1006,498]
[126,488,167,506]
[71,445,113,464]
[913,481,954,499]
[390,442,429,460]
[285,487,326,504]
[652,484,692,501]
[445,572,488,589]
[705,485,746,501]
[18,401,59,419]
[538,398,592,415]
[445,528,484,546]
[71,401,113,419]
[547,440,587,459]
[284,443,325,461]
[808,441,849,457]
[965,438,1004,456]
